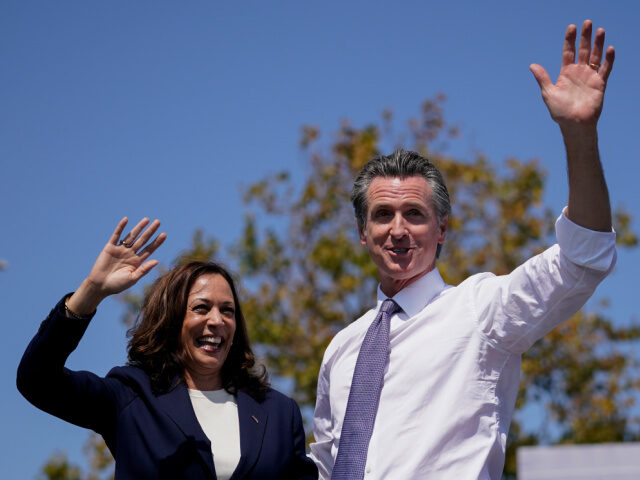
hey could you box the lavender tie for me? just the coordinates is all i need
[332,298,401,480]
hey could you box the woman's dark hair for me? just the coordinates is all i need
[127,261,269,400]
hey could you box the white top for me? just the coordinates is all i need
[188,389,241,480]
[310,211,617,480]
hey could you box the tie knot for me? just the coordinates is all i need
[380,298,400,316]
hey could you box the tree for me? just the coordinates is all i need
[39,95,639,478]
[38,434,113,480]
[233,95,640,478]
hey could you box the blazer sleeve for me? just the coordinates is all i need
[288,396,319,480]
[17,295,127,437]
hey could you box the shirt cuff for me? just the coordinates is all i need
[555,208,617,271]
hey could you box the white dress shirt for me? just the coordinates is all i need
[310,211,616,479]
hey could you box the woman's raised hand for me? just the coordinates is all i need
[66,217,166,316]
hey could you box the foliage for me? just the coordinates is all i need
[38,434,113,480]
[39,95,639,478]
[38,453,81,480]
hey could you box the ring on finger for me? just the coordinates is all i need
[589,63,600,70]
[119,239,133,248]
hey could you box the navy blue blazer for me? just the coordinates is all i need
[17,297,318,480]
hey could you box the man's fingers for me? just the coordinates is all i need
[577,20,593,65]
[529,64,552,91]
[589,27,605,68]
[562,24,577,67]
[600,46,615,83]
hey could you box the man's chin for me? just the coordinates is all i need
[381,263,435,282]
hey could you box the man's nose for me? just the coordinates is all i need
[390,214,407,237]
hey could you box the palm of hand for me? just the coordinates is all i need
[545,65,606,125]
[88,244,145,295]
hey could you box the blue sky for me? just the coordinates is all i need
[2,2,639,478]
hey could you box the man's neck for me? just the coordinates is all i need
[379,266,436,298]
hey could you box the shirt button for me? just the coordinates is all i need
[366,466,372,473]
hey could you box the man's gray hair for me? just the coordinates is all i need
[351,149,451,258]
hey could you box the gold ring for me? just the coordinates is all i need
[589,63,600,70]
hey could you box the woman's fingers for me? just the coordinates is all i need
[137,232,167,262]
[132,259,161,282]
[131,219,161,252]
[118,217,150,248]
[105,217,166,277]
[109,217,129,245]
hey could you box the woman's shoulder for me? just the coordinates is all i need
[248,387,301,410]
[106,364,154,392]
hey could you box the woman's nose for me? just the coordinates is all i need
[206,310,223,326]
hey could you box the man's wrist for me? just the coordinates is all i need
[559,122,598,141]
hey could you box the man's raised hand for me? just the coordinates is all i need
[530,20,615,128]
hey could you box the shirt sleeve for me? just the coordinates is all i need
[309,350,334,480]
[555,207,617,271]
[471,209,617,354]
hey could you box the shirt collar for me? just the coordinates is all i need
[376,267,446,318]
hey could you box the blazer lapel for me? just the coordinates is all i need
[157,382,216,478]
[230,390,268,480]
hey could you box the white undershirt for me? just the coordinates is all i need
[188,389,241,480]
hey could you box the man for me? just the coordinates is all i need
[310,20,617,479]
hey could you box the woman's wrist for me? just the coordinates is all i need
[65,279,106,317]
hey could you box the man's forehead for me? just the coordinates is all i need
[366,176,432,204]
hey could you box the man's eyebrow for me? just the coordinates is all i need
[370,202,426,209]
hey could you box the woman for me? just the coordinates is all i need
[17,217,318,480]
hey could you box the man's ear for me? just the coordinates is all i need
[438,215,448,244]
[358,224,367,245]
